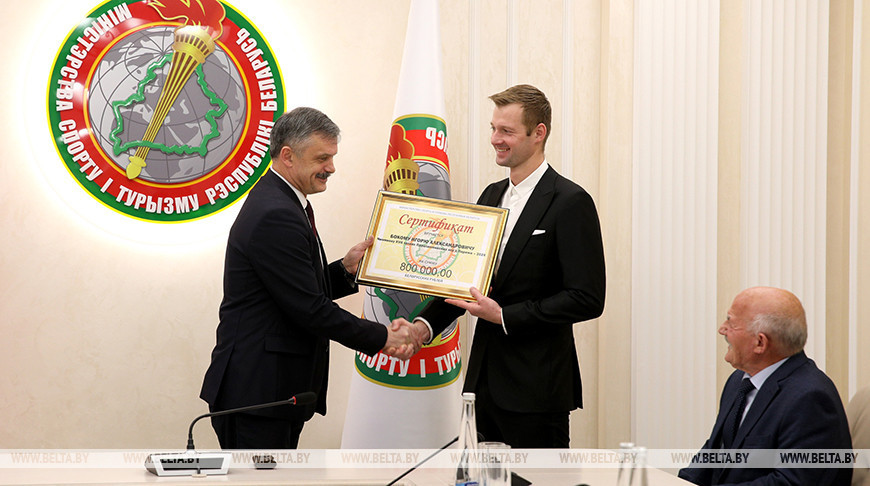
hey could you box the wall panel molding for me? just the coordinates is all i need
[632,0,720,449]
[849,0,864,396]
[562,0,575,181]
[740,0,829,365]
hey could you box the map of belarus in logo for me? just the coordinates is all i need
[48,0,285,222]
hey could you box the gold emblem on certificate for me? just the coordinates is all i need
[357,191,508,300]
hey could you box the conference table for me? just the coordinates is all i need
[0,466,691,485]
[0,448,693,485]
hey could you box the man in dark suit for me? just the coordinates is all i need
[408,84,606,448]
[200,107,419,449]
[679,287,852,486]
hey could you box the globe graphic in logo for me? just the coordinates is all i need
[88,26,247,184]
[416,160,451,201]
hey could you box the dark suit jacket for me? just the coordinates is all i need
[419,166,606,413]
[678,351,853,486]
[200,171,387,422]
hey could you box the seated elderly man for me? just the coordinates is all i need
[679,286,852,486]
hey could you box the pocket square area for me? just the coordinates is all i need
[532,229,546,235]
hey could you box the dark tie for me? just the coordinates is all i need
[304,202,318,238]
[722,378,755,448]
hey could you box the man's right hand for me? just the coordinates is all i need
[409,319,432,345]
[382,318,422,360]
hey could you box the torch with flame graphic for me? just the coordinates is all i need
[125,0,227,179]
[383,124,420,194]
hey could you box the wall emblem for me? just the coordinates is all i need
[48,0,284,222]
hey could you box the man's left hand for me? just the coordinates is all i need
[342,236,374,275]
[445,287,502,324]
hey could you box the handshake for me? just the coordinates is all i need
[381,318,432,360]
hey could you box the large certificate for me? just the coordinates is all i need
[357,191,508,300]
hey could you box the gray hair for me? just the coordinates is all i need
[269,107,340,158]
[748,311,807,356]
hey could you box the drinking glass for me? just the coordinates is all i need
[479,441,510,486]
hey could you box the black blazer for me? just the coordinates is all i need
[200,171,387,421]
[419,166,606,413]
[679,351,853,486]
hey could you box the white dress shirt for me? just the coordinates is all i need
[495,160,550,268]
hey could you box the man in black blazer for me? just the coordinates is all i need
[409,85,606,448]
[200,107,418,449]
[679,287,852,485]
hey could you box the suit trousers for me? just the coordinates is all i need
[211,413,305,449]
[474,364,570,448]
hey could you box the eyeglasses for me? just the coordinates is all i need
[720,319,744,332]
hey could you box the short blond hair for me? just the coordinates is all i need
[489,84,552,149]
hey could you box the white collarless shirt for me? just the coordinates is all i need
[492,161,549,333]
[495,160,549,268]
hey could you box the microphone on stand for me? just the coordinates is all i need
[186,391,317,450]
[145,392,317,477]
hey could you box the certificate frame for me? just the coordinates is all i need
[356,191,508,301]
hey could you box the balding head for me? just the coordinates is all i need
[740,287,807,355]
[719,287,807,374]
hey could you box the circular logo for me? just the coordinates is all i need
[402,226,459,275]
[47,0,284,222]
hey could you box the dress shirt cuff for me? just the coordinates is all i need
[499,309,508,335]
[413,317,435,345]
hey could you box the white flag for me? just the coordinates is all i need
[341,0,461,449]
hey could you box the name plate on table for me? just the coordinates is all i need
[357,191,508,300]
